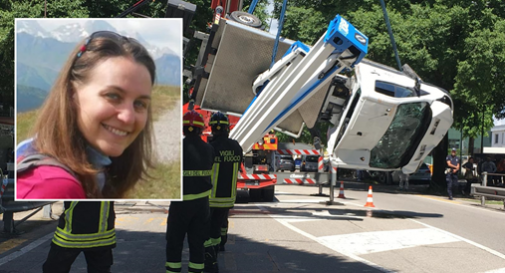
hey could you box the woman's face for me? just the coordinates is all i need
[74,56,152,157]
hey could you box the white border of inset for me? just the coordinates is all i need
[14,18,183,201]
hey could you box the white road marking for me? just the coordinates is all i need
[273,210,362,223]
[412,219,505,261]
[318,228,459,255]
[483,268,505,273]
[277,199,328,203]
[0,233,53,266]
[256,205,393,273]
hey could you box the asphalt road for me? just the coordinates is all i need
[1,183,504,272]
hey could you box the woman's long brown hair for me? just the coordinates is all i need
[27,34,156,198]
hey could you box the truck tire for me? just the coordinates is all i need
[262,186,275,202]
[249,189,261,202]
[229,11,262,28]
[378,172,392,184]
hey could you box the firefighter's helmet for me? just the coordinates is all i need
[209,111,229,131]
[183,110,205,133]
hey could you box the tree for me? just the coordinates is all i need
[269,0,505,191]
[0,1,45,109]
[1,0,166,110]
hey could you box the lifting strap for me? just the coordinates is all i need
[271,0,288,68]
[247,0,260,14]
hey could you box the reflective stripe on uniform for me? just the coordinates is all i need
[54,227,115,240]
[209,197,235,203]
[55,201,115,249]
[232,162,239,198]
[166,261,182,273]
[99,201,110,233]
[183,170,212,177]
[209,120,229,125]
[211,163,219,198]
[52,235,116,248]
[221,227,228,236]
[204,237,221,247]
[209,197,235,208]
[64,202,78,233]
[209,162,239,205]
[183,120,205,127]
[188,262,204,270]
[183,190,211,201]
[209,202,234,208]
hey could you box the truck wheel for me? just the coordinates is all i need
[249,189,261,202]
[262,186,275,202]
[229,11,262,28]
[378,172,392,184]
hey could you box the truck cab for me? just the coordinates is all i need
[327,60,453,174]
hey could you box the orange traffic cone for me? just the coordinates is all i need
[364,186,375,207]
[337,181,346,199]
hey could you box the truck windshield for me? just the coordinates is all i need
[369,102,432,168]
[305,156,319,162]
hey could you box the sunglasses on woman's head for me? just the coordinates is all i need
[77,31,140,58]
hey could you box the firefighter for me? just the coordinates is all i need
[166,110,214,273]
[43,201,116,273]
[204,112,243,273]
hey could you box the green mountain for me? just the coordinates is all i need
[16,85,48,112]
[16,62,58,91]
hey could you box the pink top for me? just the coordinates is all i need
[17,166,86,199]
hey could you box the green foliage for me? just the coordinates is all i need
[242,0,271,30]
[0,0,44,109]
[1,0,167,109]
[46,0,88,18]
[280,6,327,45]
[270,0,505,142]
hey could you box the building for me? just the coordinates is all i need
[491,117,505,148]
[448,128,491,155]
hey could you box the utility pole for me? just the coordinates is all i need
[481,105,485,153]
[44,0,47,18]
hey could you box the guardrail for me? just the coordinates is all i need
[470,172,505,207]
[1,176,54,233]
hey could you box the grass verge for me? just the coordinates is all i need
[151,85,180,121]
[127,160,181,199]
[16,84,180,145]
[16,110,39,145]
[460,197,505,205]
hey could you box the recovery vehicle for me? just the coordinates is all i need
[177,0,453,202]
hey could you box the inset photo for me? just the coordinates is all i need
[15,18,182,200]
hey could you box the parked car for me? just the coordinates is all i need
[392,163,431,184]
[301,155,319,172]
[277,155,295,172]
[369,163,432,184]
[294,156,302,171]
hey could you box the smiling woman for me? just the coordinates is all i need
[16,30,157,199]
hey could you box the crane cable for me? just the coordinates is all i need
[379,0,402,71]
[270,0,288,68]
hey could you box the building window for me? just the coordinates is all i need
[496,134,499,144]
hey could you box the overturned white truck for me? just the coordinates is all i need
[190,14,453,201]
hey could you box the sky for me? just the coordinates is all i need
[36,18,182,54]
[494,116,505,126]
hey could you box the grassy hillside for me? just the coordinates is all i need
[151,85,180,121]
[16,84,181,200]
[17,84,180,144]
[127,160,181,199]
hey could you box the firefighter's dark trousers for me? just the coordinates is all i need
[205,207,229,249]
[220,210,230,249]
[166,197,210,273]
[42,243,113,273]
